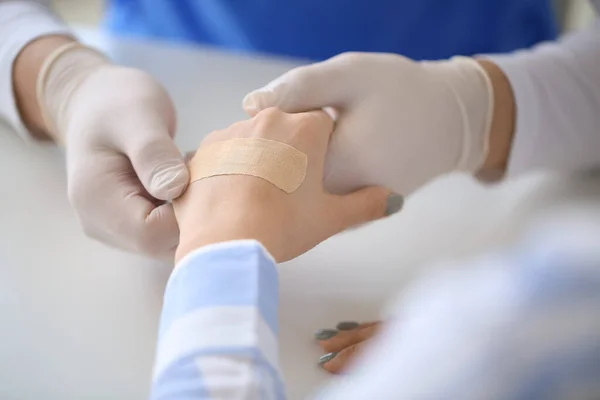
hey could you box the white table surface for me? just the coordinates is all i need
[2,28,600,400]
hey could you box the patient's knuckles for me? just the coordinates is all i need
[291,110,330,131]
[252,107,290,137]
[255,106,287,121]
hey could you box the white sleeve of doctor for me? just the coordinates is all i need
[487,2,600,176]
[0,1,71,137]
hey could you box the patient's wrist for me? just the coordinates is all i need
[173,177,282,264]
[176,230,243,265]
[175,226,273,265]
[174,205,277,264]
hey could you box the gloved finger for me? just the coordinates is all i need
[315,322,380,354]
[126,130,190,202]
[124,193,179,259]
[108,91,189,202]
[326,187,401,233]
[82,190,179,259]
[243,55,359,116]
[318,341,371,374]
[68,154,180,259]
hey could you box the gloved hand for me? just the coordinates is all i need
[243,53,494,197]
[39,45,188,258]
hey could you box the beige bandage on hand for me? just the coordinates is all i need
[188,138,307,193]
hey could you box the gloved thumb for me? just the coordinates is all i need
[328,187,403,233]
[129,132,190,202]
[243,57,356,116]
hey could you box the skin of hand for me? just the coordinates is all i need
[173,107,402,264]
[243,52,516,195]
[14,36,188,258]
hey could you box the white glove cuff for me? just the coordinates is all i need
[427,57,494,173]
[37,42,109,142]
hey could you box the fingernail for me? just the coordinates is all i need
[385,193,404,216]
[153,163,190,201]
[336,321,360,331]
[318,352,338,366]
[242,94,257,113]
[314,329,338,340]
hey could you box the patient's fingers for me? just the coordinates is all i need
[318,341,369,374]
[315,322,380,354]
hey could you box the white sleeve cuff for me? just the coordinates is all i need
[0,1,72,138]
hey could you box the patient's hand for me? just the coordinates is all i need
[173,108,399,263]
[315,321,382,374]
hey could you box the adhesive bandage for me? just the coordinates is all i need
[188,138,307,193]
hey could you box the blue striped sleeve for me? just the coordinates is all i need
[150,240,285,400]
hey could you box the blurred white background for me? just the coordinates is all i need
[52,0,596,32]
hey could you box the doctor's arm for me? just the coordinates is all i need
[487,16,600,176]
[0,0,70,138]
[149,108,395,399]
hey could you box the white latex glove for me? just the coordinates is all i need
[40,45,188,258]
[243,53,494,196]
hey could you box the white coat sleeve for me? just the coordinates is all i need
[0,1,72,137]
[487,1,600,176]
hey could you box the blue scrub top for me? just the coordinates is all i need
[105,0,558,61]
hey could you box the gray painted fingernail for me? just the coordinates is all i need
[386,193,404,216]
[314,329,338,340]
[336,321,360,331]
[318,352,338,366]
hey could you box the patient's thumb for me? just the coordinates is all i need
[332,187,403,231]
